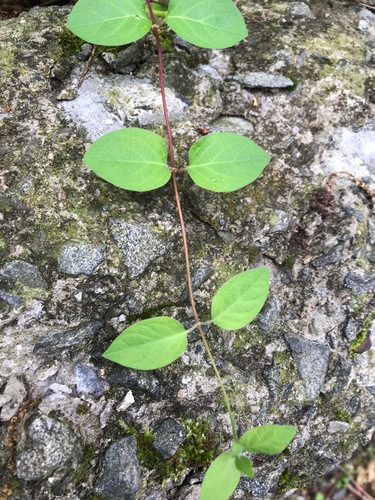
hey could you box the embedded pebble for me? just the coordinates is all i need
[290,2,315,19]
[107,366,160,396]
[229,72,295,89]
[16,414,82,481]
[152,417,187,459]
[33,321,102,354]
[0,376,27,421]
[255,295,281,333]
[284,334,330,400]
[94,436,142,500]
[0,260,47,288]
[75,364,108,397]
[310,244,344,268]
[328,421,350,434]
[58,242,105,275]
[109,219,169,278]
[344,273,375,294]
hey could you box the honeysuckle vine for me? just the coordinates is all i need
[67,1,297,498]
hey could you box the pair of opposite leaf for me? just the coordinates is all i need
[67,0,248,49]
[103,268,270,370]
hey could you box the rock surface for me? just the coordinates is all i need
[16,413,82,481]
[0,1,374,499]
[94,436,142,500]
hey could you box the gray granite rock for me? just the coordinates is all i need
[0,260,47,288]
[33,321,102,354]
[255,295,281,333]
[284,334,330,400]
[290,2,315,19]
[210,116,254,135]
[58,242,105,275]
[344,273,375,294]
[229,72,295,89]
[75,364,108,397]
[109,219,169,278]
[60,71,188,140]
[152,418,186,459]
[328,421,350,434]
[16,414,82,481]
[94,436,142,500]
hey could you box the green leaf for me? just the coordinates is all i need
[149,2,168,17]
[83,128,171,192]
[187,133,269,192]
[235,455,254,478]
[67,0,151,46]
[211,268,270,330]
[239,425,297,455]
[166,0,247,49]
[103,317,187,370]
[200,452,241,500]
[230,441,245,457]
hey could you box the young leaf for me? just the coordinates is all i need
[187,133,269,192]
[200,452,241,500]
[239,425,297,455]
[67,0,151,46]
[83,128,171,192]
[211,268,270,330]
[230,441,245,457]
[165,0,247,49]
[149,2,168,17]
[235,455,254,478]
[103,317,187,370]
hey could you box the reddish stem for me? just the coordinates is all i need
[145,0,198,323]
[145,0,238,440]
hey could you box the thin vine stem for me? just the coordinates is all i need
[145,0,238,441]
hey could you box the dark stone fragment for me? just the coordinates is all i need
[33,321,102,354]
[348,396,361,416]
[152,418,186,459]
[0,260,47,288]
[310,244,343,268]
[0,289,25,306]
[255,295,281,332]
[262,364,281,395]
[94,436,142,500]
[76,43,93,61]
[344,273,375,294]
[107,366,160,396]
[365,76,375,104]
[111,39,149,75]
